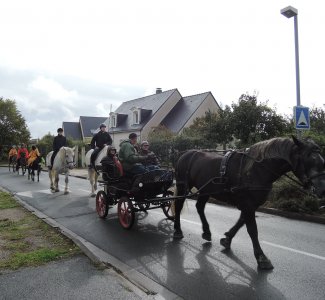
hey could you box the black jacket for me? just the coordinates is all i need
[53,135,67,152]
[91,131,112,149]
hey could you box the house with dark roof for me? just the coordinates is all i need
[62,88,221,149]
[108,88,220,148]
[63,116,107,143]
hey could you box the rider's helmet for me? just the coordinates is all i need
[57,128,63,133]
[99,123,107,129]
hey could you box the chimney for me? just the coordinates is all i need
[156,88,162,94]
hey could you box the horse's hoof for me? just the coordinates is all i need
[64,191,69,195]
[220,237,232,250]
[202,232,212,241]
[173,230,184,239]
[55,189,60,193]
[90,193,96,198]
[257,255,274,270]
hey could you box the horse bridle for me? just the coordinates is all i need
[63,148,75,168]
[241,149,325,194]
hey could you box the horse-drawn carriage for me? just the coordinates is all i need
[95,160,175,229]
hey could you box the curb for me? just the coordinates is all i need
[257,207,325,225]
[0,186,180,300]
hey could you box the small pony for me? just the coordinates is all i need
[27,157,42,182]
[9,154,17,172]
[46,147,75,194]
[85,145,109,197]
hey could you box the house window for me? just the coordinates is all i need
[110,115,117,128]
[133,110,139,124]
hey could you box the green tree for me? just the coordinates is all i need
[37,133,54,156]
[0,98,30,147]
[230,93,290,147]
[309,106,325,135]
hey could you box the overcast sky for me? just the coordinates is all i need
[1,0,324,139]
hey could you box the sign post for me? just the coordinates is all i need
[294,106,310,136]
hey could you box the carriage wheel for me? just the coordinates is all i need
[162,191,175,221]
[96,191,109,219]
[118,197,135,229]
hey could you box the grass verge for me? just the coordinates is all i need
[0,191,81,271]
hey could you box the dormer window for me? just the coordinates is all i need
[110,112,117,128]
[131,107,141,125]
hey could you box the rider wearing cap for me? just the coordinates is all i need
[51,128,67,168]
[118,133,148,175]
[90,123,112,168]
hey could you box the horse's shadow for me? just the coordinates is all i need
[164,241,286,300]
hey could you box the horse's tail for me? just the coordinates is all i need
[175,150,199,195]
[172,185,188,215]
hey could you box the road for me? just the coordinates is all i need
[1,168,325,300]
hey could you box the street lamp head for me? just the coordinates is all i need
[281,6,298,18]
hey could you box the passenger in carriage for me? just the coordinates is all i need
[50,128,67,169]
[90,123,112,168]
[27,145,40,167]
[139,141,160,171]
[16,143,29,171]
[100,145,123,178]
[118,133,148,176]
[8,145,18,163]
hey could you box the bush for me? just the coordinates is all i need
[265,175,320,213]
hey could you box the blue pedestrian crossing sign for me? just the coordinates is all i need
[294,106,310,130]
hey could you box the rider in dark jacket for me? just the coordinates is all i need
[51,128,67,167]
[90,123,112,168]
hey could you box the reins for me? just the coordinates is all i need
[239,151,323,199]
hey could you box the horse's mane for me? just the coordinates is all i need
[243,137,294,172]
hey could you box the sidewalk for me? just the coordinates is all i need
[69,167,88,179]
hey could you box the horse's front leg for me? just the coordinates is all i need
[243,208,273,270]
[53,170,60,192]
[49,169,55,191]
[196,195,211,241]
[173,184,186,239]
[64,171,69,194]
[88,169,96,197]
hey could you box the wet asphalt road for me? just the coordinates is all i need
[1,168,325,300]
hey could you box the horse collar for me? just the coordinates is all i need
[220,151,234,178]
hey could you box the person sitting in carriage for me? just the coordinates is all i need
[8,145,18,163]
[100,145,123,180]
[118,133,149,176]
[27,145,40,167]
[16,143,29,171]
[90,123,112,169]
[139,141,160,171]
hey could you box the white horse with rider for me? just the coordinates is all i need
[46,146,75,194]
[85,145,110,197]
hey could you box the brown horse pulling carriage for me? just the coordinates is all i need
[95,163,176,229]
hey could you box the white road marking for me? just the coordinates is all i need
[261,241,325,261]
[16,191,33,198]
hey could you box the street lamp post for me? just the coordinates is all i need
[281,6,302,137]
